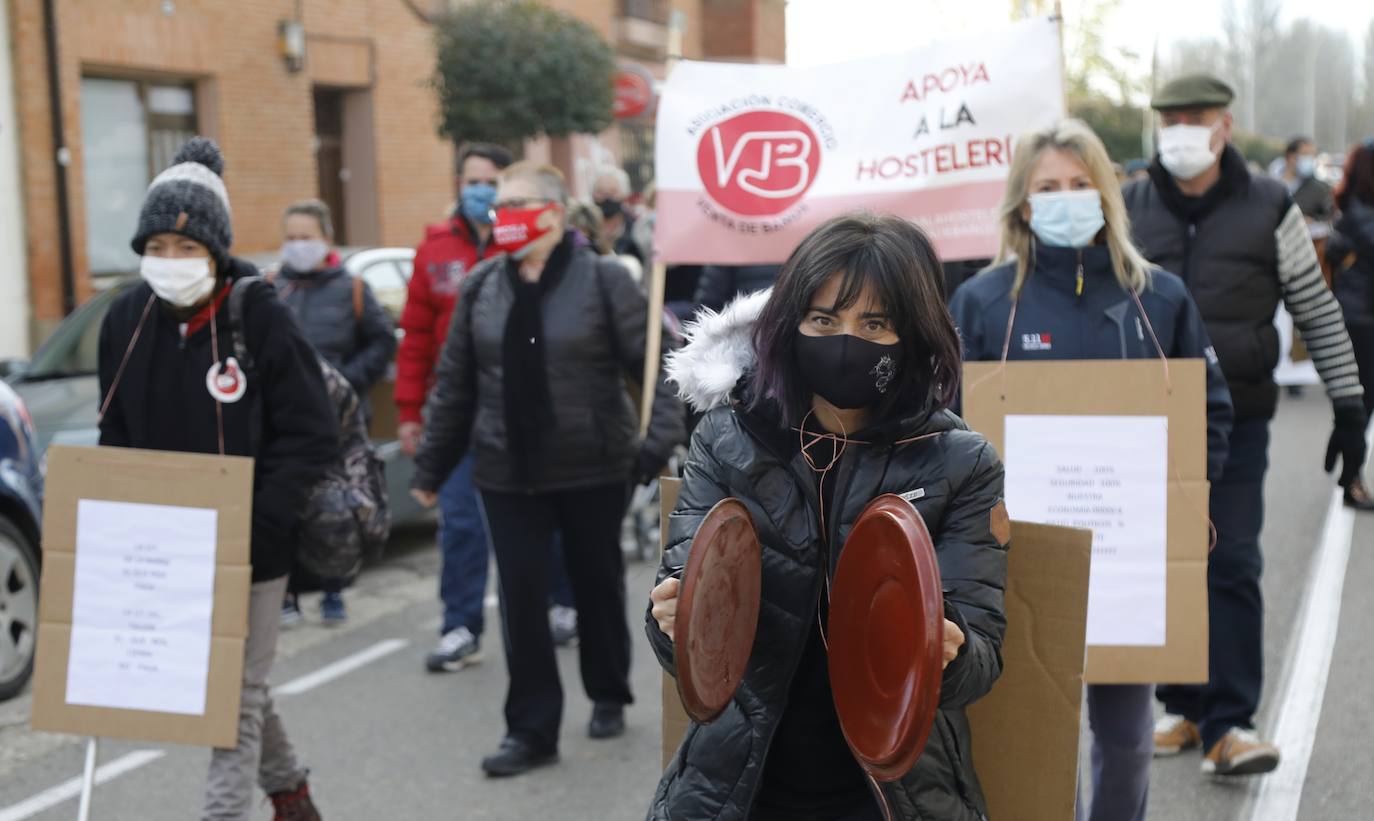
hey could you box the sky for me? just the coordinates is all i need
[786,0,1373,83]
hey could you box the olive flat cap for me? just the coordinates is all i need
[1151,74,1235,111]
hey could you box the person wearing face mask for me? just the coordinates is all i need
[646,214,1006,821]
[1277,137,1335,229]
[97,138,337,820]
[1123,75,1367,775]
[410,162,686,777]
[593,167,646,267]
[398,144,519,673]
[949,120,1233,821]
[271,199,395,626]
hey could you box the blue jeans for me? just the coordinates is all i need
[438,456,489,637]
[1077,684,1153,821]
[1157,417,1269,750]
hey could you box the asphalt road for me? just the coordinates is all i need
[1,389,1372,820]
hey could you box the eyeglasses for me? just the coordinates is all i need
[493,197,553,210]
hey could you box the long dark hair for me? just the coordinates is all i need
[1336,141,1374,211]
[749,213,961,427]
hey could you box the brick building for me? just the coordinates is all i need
[4,0,783,353]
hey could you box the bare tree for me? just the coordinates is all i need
[1222,0,1284,131]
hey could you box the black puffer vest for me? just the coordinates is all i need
[1123,147,1291,419]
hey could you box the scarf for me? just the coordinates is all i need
[1147,144,1250,224]
[501,232,574,484]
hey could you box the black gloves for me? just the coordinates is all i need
[635,447,670,486]
[1325,400,1369,488]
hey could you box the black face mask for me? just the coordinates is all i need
[597,198,624,220]
[795,333,901,410]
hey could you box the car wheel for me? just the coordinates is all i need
[0,516,39,701]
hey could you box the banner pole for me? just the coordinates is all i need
[640,259,668,437]
[77,736,99,821]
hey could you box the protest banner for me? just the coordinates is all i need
[659,481,1093,821]
[963,360,1211,684]
[31,445,253,748]
[651,16,1064,266]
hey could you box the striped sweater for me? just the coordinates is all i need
[1275,203,1364,403]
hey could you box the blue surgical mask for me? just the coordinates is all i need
[1296,156,1316,179]
[1028,190,1105,249]
[460,183,498,225]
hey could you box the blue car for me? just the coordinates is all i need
[0,378,42,701]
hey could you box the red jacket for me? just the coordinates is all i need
[396,217,491,424]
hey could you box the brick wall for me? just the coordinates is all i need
[12,0,780,336]
[12,0,453,334]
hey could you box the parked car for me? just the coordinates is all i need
[0,379,42,700]
[3,249,424,529]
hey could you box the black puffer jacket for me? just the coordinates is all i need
[413,233,685,494]
[274,265,396,396]
[649,291,1008,821]
[1330,200,1374,327]
[97,260,339,582]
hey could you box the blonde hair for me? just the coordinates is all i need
[994,118,1152,296]
[501,161,569,205]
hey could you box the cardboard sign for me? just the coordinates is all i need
[31,446,253,748]
[659,482,1093,821]
[963,359,1210,684]
[652,17,1065,264]
[967,521,1091,821]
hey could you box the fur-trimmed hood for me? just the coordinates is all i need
[664,289,770,413]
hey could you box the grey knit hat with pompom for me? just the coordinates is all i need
[130,137,233,268]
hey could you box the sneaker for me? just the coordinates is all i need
[281,596,304,629]
[268,780,321,821]
[481,736,558,777]
[1154,714,1201,757]
[320,592,347,625]
[588,702,625,739]
[1202,728,1281,776]
[425,626,482,672]
[550,605,579,647]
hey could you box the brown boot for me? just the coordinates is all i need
[269,781,322,821]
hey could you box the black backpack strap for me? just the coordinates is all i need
[227,275,261,374]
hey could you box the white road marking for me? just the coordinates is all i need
[274,638,409,697]
[0,750,165,821]
[1246,486,1357,821]
[0,638,408,820]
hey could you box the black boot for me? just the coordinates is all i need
[588,702,625,739]
[481,737,558,777]
[1344,477,1374,512]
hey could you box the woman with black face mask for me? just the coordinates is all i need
[647,213,1007,821]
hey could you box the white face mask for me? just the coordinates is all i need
[281,239,329,272]
[1158,122,1222,181]
[140,255,215,307]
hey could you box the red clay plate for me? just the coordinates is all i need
[828,494,944,782]
[674,498,762,724]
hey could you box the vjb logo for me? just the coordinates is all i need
[696,110,822,217]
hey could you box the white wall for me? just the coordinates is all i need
[0,0,31,358]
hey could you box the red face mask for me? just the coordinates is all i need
[492,205,558,258]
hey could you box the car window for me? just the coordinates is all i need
[358,262,409,324]
[24,286,123,379]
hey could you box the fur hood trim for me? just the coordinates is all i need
[664,289,771,412]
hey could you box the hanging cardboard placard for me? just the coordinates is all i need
[963,359,1210,684]
[967,521,1091,821]
[30,445,254,748]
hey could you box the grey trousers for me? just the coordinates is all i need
[203,576,307,820]
[1076,684,1154,821]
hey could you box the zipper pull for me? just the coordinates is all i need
[1136,317,1145,342]
[1075,262,1084,296]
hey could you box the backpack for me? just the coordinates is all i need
[228,276,391,583]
